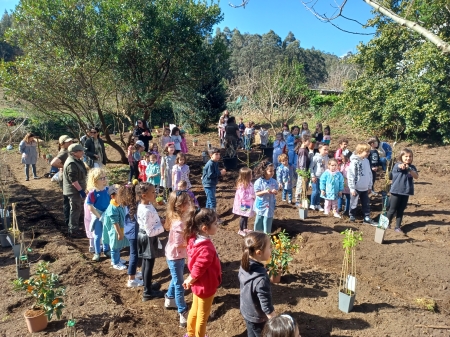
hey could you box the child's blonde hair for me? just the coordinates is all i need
[278,153,288,163]
[165,191,193,230]
[149,142,158,151]
[328,158,338,166]
[355,143,370,154]
[236,167,252,189]
[86,167,107,191]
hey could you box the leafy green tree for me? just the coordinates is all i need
[0,11,20,61]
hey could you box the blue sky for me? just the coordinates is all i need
[2,0,375,56]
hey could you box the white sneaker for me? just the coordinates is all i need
[136,271,143,279]
[112,263,127,270]
[92,254,100,262]
[111,259,127,266]
[127,279,143,288]
[324,211,329,215]
[333,213,342,218]
[309,205,316,211]
[317,205,325,212]
[164,294,177,309]
[179,311,188,327]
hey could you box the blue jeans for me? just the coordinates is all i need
[204,186,217,209]
[25,164,37,179]
[127,238,138,276]
[282,188,292,201]
[380,157,387,171]
[111,248,120,265]
[311,180,321,206]
[254,215,273,234]
[166,258,187,313]
[338,193,351,213]
[93,218,110,254]
[244,136,251,150]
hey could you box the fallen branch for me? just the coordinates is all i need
[414,325,450,329]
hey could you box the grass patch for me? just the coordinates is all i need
[0,108,21,118]
[415,298,437,312]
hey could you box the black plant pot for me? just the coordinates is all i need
[222,157,237,170]
[0,231,11,247]
[262,147,274,159]
[16,258,30,280]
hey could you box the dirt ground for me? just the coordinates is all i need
[0,131,449,337]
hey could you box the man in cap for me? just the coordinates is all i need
[63,143,88,238]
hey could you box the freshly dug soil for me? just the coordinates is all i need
[0,132,449,337]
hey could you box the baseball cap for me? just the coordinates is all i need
[136,140,145,147]
[68,144,85,152]
[108,184,119,195]
[59,135,74,144]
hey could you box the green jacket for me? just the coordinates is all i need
[63,155,87,195]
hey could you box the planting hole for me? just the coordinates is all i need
[41,253,56,263]
[35,240,48,249]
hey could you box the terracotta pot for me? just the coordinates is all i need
[269,273,281,284]
[24,309,48,333]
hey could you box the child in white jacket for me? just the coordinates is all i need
[347,143,377,225]
[309,144,329,211]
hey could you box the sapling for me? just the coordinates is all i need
[339,229,362,296]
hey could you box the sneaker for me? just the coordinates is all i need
[33,176,40,180]
[151,282,161,290]
[309,205,316,211]
[394,227,404,233]
[349,215,356,222]
[127,279,143,288]
[237,230,246,237]
[363,217,378,226]
[324,211,329,215]
[136,271,143,279]
[288,200,292,204]
[112,263,127,270]
[179,311,188,328]
[88,246,95,253]
[317,205,325,212]
[282,198,286,202]
[92,254,100,262]
[244,229,253,234]
[103,250,111,258]
[333,212,342,218]
[111,259,127,265]
[25,178,29,181]
[142,290,164,302]
[164,294,177,310]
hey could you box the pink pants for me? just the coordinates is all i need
[324,199,338,213]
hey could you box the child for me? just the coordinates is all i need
[387,148,418,233]
[309,144,329,211]
[253,160,278,234]
[138,152,150,182]
[338,150,352,215]
[136,182,165,300]
[319,159,344,218]
[233,167,256,237]
[314,123,324,144]
[348,144,377,225]
[218,117,226,145]
[172,153,191,191]
[182,209,222,337]
[160,142,177,200]
[334,138,349,165]
[178,180,199,209]
[164,191,194,327]
[276,153,293,204]
[146,154,161,192]
[286,126,300,167]
[86,168,111,261]
[294,134,311,205]
[117,181,144,287]
[244,122,254,151]
[129,140,145,183]
[262,315,301,337]
[272,133,286,169]
[102,184,129,270]
[259,127,269,147]
[282,123,290,141]
[368,137,381,196]
[171,127,182,154]
[238,118,246,139]
[149,142,161,164]
[239,232,276,336]
[300,122,310,137]
[202,148,226,212]
[160,128,172,150]
[376,137,393,171]
[322,126,331,145]
[180,130,189,154]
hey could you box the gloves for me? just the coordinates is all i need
[79,190,87,198]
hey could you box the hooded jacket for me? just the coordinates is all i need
[239,260,274,323]
[348,154,372,193]
[309,153,329,179]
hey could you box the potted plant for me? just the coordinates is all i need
[13,261,65,333]
[16,254,30,280]
[296,169,311,219]
[261,135,275,159]
[155,196,164,206]
[266,230,299,284]
[222,140,237,170]
[338,229,362,313]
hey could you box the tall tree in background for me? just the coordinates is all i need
[0,11,21,61]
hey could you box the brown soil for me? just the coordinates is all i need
[1,132,449,337]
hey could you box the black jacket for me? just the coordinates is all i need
[84,137,107,165]
[238,260,274,323]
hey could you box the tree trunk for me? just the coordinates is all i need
[364,0,450,54]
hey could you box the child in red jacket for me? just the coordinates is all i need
[182,208,222,337]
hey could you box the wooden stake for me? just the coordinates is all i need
[414,325,450,329]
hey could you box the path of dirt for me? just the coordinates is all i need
[0,133,449,337]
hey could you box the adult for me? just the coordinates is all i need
[19,132,39,181]
[85,127,107,168]
[50,135,74,227]
[133,119,153,152]
[224,116,240,150]
[63,143,88,238]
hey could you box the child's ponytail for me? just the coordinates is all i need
[184,208,217,241]
[117,180,138,219]
[241,232,270,272]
